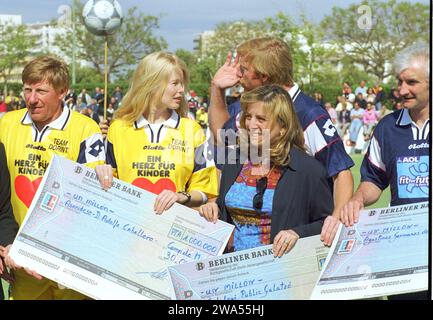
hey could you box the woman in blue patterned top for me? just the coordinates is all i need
[199,85,333,257]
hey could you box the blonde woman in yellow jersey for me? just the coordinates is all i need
[96,52,218,214]
[0,56,105,300]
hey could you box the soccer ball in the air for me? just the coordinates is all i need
[82,0,123,36]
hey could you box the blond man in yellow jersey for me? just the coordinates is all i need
[0,56,105,300]
[96,52,218,214]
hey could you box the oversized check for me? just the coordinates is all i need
[9,155,234,300]
[311,202,428,300]
[168,235,329,300]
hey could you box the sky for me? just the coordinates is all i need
[1,0,429,51]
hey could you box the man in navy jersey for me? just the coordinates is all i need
[208,37,354,246]
[341,42,429,300]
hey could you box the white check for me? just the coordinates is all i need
[168,235,329,300]
[9,155,234,300]
[311,202,428,300]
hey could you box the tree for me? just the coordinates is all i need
[203,20,269,64]
[0,23,36,95]
[174,49,197,69]
[54,1,167,82]
[321,0,429,82]
[291,14,340,93]
[174,49,218,98]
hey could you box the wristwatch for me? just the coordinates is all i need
[177,191,191,204]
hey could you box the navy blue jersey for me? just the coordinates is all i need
[361,109,430,206]
[221,85,354,178]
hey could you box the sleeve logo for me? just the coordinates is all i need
[89,140,104,157]
[323,119,337,137]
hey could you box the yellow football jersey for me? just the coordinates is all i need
[107,111,218,198]
[0,107,105,300]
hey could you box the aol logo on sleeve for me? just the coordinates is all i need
[397,156,429,198]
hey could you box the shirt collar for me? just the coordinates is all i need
[288,83,301,102]
[396,108,430,127]
[395,108,411,126]
[21,105,71,130]
[134,110,180,129]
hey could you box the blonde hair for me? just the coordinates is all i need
[239,85,304,167]
[237,37,293,87]
[115,52,189,123]
[22,56,69,93]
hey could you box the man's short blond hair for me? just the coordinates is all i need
[22,56,70,92]
[237,37,294,87]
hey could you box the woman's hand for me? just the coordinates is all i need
[198,202,219,223]
[272,230,299,258]
[95,164,113,191]
[154,190,185,215]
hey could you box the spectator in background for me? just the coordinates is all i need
[17,96,26,110]
[0,96,7,118]
[378,104,392,121]
[336,95,353,112]
[362,102,379,141]
[112,86,123,103]
[5,91,18,111]
[348,101,365,150]
[109,96,119,110]
[97,89,108,121]
[78,88,91,105]
[106,102,115,123]
[75,97,87,113]
[188,99,197,117]
[337,101,351,138]
[195,106,208,129]
[314,92,324,106]
[373,83,386,111]
[342,82,355,103]
[389,87,400,109]
[95,88,105,120]
[366,87,376,104]
[65,88,77,106]
[354,92,367,109]
[65,88,76,110]
[324,102,337,124]
[354,80,368,98]
[87,98,99,117]
[86,104,100,124]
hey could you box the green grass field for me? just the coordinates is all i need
[1,154,390,300]
[350,153,391,209]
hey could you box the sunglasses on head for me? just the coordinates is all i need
[253,176,268,211]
